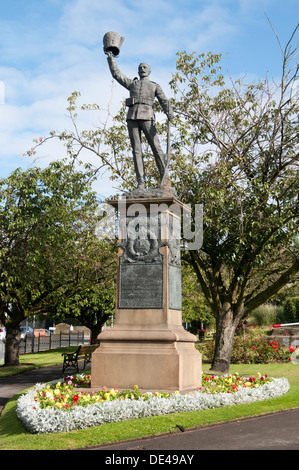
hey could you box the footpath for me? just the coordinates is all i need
[0,363,65,414]
[0,364,298,450]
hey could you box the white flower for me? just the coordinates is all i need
[16,377,290,434]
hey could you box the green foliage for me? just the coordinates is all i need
[40,92,134,192]
[283,297,299,322]
[197,330,296,364]
[0,160,98,320]
[0,161,118,362]
[249,304,282,327]
[181,262,212,323]
[49,238,117,344]
[170,47,298,312]
[169,31,299,370]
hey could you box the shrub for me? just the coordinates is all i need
[283,297,299,322]
[197,330,297,364]
[249,304,280,326]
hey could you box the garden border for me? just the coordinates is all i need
[16,376,290,434]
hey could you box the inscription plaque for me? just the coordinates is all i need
[119,262,163,308]
[168,264,182,310]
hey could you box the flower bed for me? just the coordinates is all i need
[198,331,298,364]
[16,373,290,434]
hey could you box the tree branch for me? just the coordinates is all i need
[244,257,299,313]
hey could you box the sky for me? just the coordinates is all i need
[0,0,298,198]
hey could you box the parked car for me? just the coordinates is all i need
[0,327,6,341]
[20,326,33,340]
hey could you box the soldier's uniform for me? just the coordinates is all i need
[107,55,172,186]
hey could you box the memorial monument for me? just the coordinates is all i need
[91,32,202,392]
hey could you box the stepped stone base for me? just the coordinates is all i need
[91,194,202,393]
[91,323,202,392]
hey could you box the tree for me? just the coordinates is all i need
[0,160,114,365]
[46,238,117,344]
[27,90,169,192]
[181,262,212,326]
[169,25,298,372]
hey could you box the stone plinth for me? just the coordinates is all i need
[91,194,202,392]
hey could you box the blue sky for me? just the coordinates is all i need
[0,0,298,197]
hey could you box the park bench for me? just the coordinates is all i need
[62,343,100,374]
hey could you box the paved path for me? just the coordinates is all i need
[0,365,298,450]
[0,363,67,414]
[86,408,299,451]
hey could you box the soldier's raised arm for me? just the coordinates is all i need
[106,52,132,90]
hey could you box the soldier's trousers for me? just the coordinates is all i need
[127,119,165,185]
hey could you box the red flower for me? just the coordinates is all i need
[73,394,79,403]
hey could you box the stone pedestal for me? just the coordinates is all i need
[91,194,202,392]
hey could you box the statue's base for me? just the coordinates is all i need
[91,194,202,393]
[91,322,202,392]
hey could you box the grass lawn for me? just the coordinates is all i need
[0,347,76,377]
[0,349,298,450]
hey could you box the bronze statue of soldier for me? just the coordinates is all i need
[103,32,173,189]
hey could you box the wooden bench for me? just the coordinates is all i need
[62,344,99,374]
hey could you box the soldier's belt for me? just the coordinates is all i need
[126,97,153,107]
